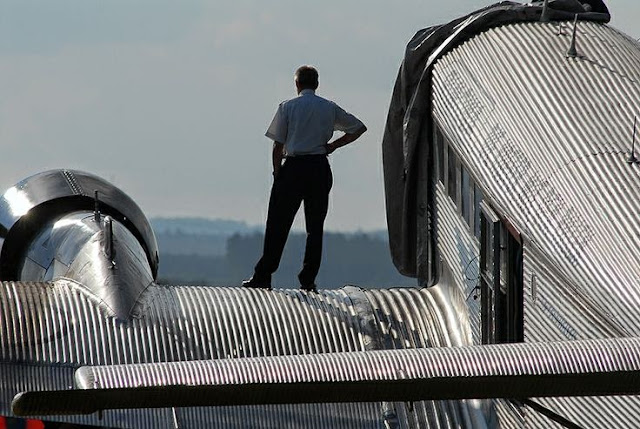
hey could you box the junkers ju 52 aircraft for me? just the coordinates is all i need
[2,1,640,428]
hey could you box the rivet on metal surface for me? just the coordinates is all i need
[94,190,100,224]
[540,0,551,23]
[627,116,638,164]
[566,15,579,58]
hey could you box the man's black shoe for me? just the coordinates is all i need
[300,284,318,293]
[242,277,272,290]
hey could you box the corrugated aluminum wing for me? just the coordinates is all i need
[0,280,483,428]
[12,336,640,416]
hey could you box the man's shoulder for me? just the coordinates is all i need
[283,93,336,104]
[278,97,298,110]
[310,93,336,105]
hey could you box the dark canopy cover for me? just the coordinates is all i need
[382,1,610,277]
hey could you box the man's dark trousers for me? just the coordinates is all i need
[253,155,333,286]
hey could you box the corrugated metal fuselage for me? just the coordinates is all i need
[430,20,640,428]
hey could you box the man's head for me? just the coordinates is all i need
[294,65,319,93]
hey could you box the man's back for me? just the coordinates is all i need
[267,89,363,157]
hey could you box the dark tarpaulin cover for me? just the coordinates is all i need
[382,1,610,278]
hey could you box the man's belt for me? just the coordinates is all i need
[285,154,327,160]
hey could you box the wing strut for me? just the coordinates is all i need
[522,400,584,429]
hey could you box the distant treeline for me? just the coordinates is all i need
[157,232,414,289]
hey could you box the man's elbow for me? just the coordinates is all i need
[351,125,367,139]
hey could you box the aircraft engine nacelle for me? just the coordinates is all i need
[0,170,159,319]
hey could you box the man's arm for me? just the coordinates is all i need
[272,142,285,178]
[327,125,367,154]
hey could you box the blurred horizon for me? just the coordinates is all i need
[150,216,413,288]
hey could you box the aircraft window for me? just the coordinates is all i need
[483,227,494,284]
[474,184,483,239]
[507,236,524,343]
[447,145,458,204]
[496,224,509,343]
[468,176,476,234]
[435,128,444,184]
[461,167,470,226]
[480,202,523,344]
[480,204,499,344]
[442,140,449,191]
[500,227,508,293]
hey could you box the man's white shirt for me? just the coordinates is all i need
[265,89,364,156]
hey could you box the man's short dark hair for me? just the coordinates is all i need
[295,65,319,90]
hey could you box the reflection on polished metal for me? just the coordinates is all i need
[0,169,159,280]
[0,170,157,320]
[18,211,153,320]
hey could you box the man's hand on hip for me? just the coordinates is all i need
[327,125,367,155]
[272,142,285,179]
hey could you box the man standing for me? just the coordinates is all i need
[243,65,367,292]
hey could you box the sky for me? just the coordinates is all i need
[1,1,638,232]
